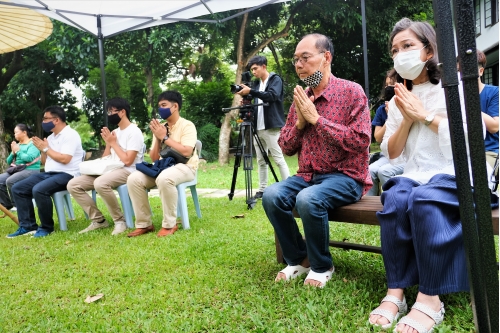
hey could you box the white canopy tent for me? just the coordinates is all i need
[2,0,287,38]
[1,0,288,124]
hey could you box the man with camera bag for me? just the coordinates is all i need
[236,55,290,199]
[127,91,199,238]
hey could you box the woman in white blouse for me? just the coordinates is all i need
[368,18,483,333]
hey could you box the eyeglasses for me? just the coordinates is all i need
[42,117,57,121]
[107,109,122,115]
[291,52,325,66]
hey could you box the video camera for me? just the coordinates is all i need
[223,71,255,121]
[230,71,253,102]
[223,71,267,122]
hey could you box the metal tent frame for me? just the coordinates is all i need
[433,0,498,332]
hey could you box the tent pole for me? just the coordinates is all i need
[360,0,369,100]
[97,15,108,127]
[433,0,498,331]
[452,0,499,330]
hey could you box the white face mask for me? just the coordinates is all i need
[393,46,428,80]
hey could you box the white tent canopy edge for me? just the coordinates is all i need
[2,0,287,38]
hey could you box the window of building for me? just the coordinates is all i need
[485,0,499,27]
[475,0,481,35]
[497,0,499,23]
[483,64,499,86]
[484,67,493,84]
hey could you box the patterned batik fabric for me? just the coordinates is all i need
[278,74,373,195]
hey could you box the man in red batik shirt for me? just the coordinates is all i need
[262,33,372,289]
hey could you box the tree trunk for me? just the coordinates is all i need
[218,13,248,165]
[144,66,154,117]
[144,28,156,118]
[0,105,9,173]
[217,3,305,165]
[0,51,24,95]
[268,42,282,76]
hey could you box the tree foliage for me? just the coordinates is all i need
[0,0,435,170]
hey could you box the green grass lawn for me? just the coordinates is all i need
[197,154,299,190]
[0,156,486,332]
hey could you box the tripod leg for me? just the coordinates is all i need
[253,127,279,183]
[242,123,256,209]
[228,125,243,200]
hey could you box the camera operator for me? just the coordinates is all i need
[236,55,290,199]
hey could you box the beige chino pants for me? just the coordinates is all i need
[67,168,131,223]
[127,163,195,229]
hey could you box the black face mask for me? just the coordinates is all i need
[108,113,121,125]
[384,86,395,102]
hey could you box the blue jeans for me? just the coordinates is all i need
[366,154,404,196]
[11,172,74,232]
[262,174,363,272]
[0,169,40,208]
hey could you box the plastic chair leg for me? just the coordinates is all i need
[177,185,190,230]
[52,191,68,231]
[190,186,201,218]
[116,185,135,229]
[86,189,98,220]
[63,192,75,220]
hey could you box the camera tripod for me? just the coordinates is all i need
[222,104,278,209]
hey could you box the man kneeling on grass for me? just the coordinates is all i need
[127,90,199,238]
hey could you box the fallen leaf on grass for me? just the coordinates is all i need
[84,293,104,303]
[65,241,71,245]
[343,278,348,283]
[25,290,32,293]
[232,214,245,218]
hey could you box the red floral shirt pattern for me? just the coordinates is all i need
[279,75,373,195]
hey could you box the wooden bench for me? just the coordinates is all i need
[275,196,499,263]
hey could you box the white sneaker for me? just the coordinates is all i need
[10,207,17,212]
[111,221,127,235]
[79,220,109,234]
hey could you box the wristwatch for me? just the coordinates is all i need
[162,135,169,144]
[42,147,49,153]
[424,114,435,126]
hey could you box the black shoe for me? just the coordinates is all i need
[254,191,264,199]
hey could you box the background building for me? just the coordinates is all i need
[475,0,499,85]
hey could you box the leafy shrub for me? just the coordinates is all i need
[197,123,220,162]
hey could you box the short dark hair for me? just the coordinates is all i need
[158,91,182,111]
[389,18,440,88]
[247,55,267,70]
[15,123,33,138]
[43,105,66,122]
[301,33,334,58]
[477,49,487,68]
[106,97,131,119]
